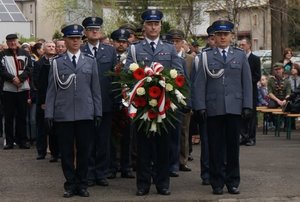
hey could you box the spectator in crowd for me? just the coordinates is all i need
[54,39,67,55]
[0,34,32,149]
[268,62,291,108]
[257,75,269,106]
[33,41,59,162]
[280,48,293,76]
[31,42,44,62]
[239,38,261,146]
[288,63,300,92]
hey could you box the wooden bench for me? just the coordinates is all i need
[284,113,300,140]
[258,108,283,135]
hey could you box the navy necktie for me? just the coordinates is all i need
[72,55,76,67]
[150,41,155,52]
[93,47,97,57]
[222,49,226,62]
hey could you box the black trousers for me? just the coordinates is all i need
[240,109,257,142]
[207,114,241,190]
[3,91,28,146]
[36,105,59,157]
[136,130,170,191]
[88,112,113,181]
[55,120,93,191]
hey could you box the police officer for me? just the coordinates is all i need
[109,28,135,179]
[192,20,253,195]
[125,9,183,196]
[45,24,102,198]
[81,17,117,187]
[166,29,193,175]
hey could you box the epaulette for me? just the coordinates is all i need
[234,46,244,51]
[202,47,212,52]
[162,40,173,45]
[83,52,94,58]
[131,40,141,45]
[52,54,63,60]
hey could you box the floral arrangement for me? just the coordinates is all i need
[112,62,188,136]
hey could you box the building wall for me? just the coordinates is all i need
[209,6,271,50]
[16,0,36,38]
[0,22,31,43]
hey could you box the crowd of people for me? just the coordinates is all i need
[0,8,298,199]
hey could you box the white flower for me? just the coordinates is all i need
[146,77,152,82]
[174,89,187,105]
[136,87,145,95]
[140,112,150,121]
[159,80,166,87]
[165,83,173,91]
[129,63,139,71]
[149,121,157,132]
[170,69,178,78]
[170,102,178,111]
[149,99,158,107]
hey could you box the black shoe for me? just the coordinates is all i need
[136,189,149,196]
[107,172,117,179]
[227,186,240,194]
[49,156,58,162]
[77,188,89,197]
[96,178,109,186]
[121,171,135,178]
[36,154,45,160]
[179,164,191,171]
[239,140,247,145]
[3,144,14,150]
[87,180,95,187]
[212,187,223,195]
[188,154,193,161]
[63,190,75,198]
[157,188,171,195]
[245,140,256,146]
[19,144,30,149]
[202,179,210,185]
[169,172,179,177]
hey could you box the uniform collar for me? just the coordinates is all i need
[67,50,81,63]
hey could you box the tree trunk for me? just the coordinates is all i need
[270,0,288,70]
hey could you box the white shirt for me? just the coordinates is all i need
[218,47,229,56]
[145,37,159,49]
[67,50,81,64]
[88,42,100,57]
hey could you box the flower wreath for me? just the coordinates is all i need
[111,62,188,136]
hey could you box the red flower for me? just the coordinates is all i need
[148,110,158,119]
[165,98,171,110]
[133,68,145,80]
[175,75,185,87]
[148,86,162,98]
[134,96,147,107]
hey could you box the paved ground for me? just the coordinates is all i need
[0,128,300,202]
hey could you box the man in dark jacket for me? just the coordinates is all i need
[33,41,59,161]
[239,38,261,146]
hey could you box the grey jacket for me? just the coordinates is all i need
[125,39,183,72]
[191,46,253,116]
[45,52,102,121]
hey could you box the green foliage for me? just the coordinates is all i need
[17,34,36,44]
[52,30,63,40]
